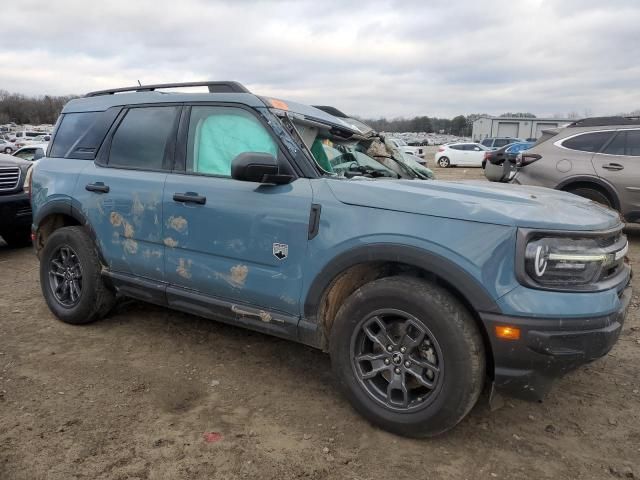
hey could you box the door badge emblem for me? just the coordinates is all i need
[273,243,288,260]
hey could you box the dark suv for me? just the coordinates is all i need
[30,81,631,437]
[0,153,33,246]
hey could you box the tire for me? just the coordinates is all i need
[437,157,450,168]
[3,147,11,154]
[329,276,485,438]
[567,187,612,208]
[39,226,115,325]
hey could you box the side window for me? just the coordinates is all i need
[627,130,640,156]
[602,132,626,156]
[603,130,640,156]
[494,139,510,148]
[108,107,178,170]
[15,148,36,161]
[481,139,492,147]
[449,145,463,150]
[561,131,613,153]
[186,106,278,177]
[50,112,100,157]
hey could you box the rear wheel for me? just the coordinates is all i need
[40,226,115,324]
[330,276,485,437]
[566,187,612,208]
[438,157,450,168]
[4,147,12,154]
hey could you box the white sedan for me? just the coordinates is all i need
[434,142,489,167]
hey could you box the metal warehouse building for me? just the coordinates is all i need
[472,116,572,141]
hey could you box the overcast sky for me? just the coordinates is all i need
[1,0,639,118]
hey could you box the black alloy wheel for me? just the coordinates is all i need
[351,309,444,412]
[48,245,83,307]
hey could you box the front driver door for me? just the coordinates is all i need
[162,105,312,319]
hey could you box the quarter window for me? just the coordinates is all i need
[108,107,178,170]
[186,106,278,177]
[50,112,100,158]
[561,131,613,153]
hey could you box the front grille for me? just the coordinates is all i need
[0,167,20,191]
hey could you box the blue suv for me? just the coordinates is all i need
[30,81,631,437]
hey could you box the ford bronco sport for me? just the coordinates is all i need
[30,81,631,437]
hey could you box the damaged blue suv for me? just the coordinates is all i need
[30,81,631,437]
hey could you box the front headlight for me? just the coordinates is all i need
[521,231,628,289]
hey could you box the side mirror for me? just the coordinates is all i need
[33,150,44,161]
[230,152,292,185]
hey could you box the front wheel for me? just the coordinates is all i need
[330,276,485,437]
[437,157,450,168]
[39,226,115,324]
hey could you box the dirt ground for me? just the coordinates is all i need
[1,165,639,480]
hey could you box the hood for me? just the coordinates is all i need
[0,152,31,168]
[327,178,621,231]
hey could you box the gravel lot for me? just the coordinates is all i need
[1,165,639,479]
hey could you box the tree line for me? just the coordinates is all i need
[0,91,77,126]
[358,112,540,136]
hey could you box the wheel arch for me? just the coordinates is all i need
[303,244,499,369]
[33,202,103,261]
[556,175,620,211]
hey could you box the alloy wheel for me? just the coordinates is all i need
[48,245,83,307]
[350,309,444,412]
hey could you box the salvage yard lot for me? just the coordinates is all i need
[1,167,639,480]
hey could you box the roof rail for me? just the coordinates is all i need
[567,116,640,128]
[85,81,250,97]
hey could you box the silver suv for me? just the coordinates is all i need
[511,117,640,222]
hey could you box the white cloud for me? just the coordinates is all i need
[0,0,638,117]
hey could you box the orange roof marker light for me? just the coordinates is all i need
[267,98,289,111]
[495,325,521,341]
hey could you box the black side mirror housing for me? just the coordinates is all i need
[230,152,293,185]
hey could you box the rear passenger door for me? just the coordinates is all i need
[162,104,312,317]
[592,129,640,218]
[74,105,180,281]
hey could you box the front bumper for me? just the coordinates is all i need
[480,285,631,400]
[0,191,32,228]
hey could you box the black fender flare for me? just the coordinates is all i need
[303,243,501,321]
[556,175,621,211]
[33,201,108,266]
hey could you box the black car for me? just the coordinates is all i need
[0,153,33,246]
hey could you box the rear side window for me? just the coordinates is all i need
[561,131,613,153]
[449,145,464,150]
[481,139,492,147]
[602,130,640,156]
[493,139,511,148]
[50,112,100,157]
[186,106,278,177]
[108,107,178,170]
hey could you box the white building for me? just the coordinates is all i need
[472,116,572,142]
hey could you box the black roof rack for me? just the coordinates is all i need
[312,105,349,118]
[85,81,250,97]
[567,116,640,128]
